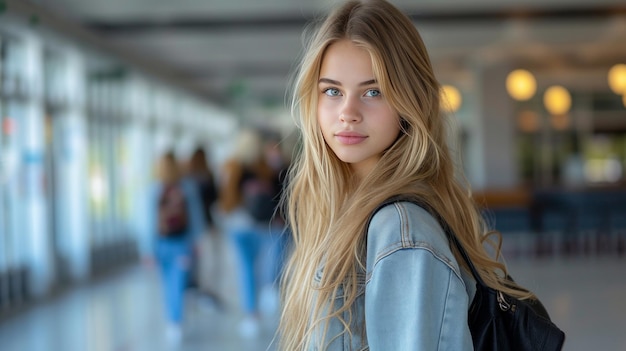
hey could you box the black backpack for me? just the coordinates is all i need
[241,173,277,222]
[157,183,189,237]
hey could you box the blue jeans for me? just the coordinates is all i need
[231,228,263,314]
[155,238,192,324]
[230,226,284,314]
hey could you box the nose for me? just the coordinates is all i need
[339,97,362,123]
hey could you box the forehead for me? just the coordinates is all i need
[319,40,374,79]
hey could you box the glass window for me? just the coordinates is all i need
[87,73,134,250]
[0,35,28,272]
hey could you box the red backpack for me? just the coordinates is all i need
[157,183,189,237]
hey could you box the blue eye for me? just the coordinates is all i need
[323,88,341,97]
[365,89,381,97]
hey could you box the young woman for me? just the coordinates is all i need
[278,1,535,350]
[149,151,205,345]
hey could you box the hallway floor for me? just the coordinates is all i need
[1,242,625,351]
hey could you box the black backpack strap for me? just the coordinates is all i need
[367,195,554,321]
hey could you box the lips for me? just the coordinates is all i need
[335,131,367,145]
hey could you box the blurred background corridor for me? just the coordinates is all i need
[1,0,626,350]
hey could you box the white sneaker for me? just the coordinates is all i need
[238,316,260,339]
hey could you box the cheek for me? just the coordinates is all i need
[381,113,402,142]
[317,106,334,134]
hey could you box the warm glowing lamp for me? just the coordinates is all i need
[506,69,536,101]
[543,85,571,116]
[608,64,626,95]
[441,85,462,113]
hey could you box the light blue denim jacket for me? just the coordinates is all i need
[311,201,476,350]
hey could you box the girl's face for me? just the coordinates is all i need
[317,40,400,179]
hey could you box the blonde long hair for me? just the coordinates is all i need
[278,1,533,350]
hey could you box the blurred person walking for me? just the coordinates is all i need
[258,132,292,314]
[218,129,283,338]
[187,146,219,232]
[148,151,205,345]
[185,146,225,309]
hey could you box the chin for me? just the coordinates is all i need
[334,153,361,164]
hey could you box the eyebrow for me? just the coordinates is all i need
[318,78,377,86]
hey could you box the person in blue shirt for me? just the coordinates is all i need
[148,151,205,345]
[277,1,537,350]
[217,129,285,338]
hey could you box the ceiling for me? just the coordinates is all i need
[7,0,626,113]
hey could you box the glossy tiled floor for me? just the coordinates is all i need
[0,235,280,351]
[1,236,626,351]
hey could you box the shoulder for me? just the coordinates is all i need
[368,201,449,249]
[366,201,460,276]
[178,178,201,197]
[179,177,194,189]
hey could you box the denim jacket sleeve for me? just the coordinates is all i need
[365,201,474,350]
